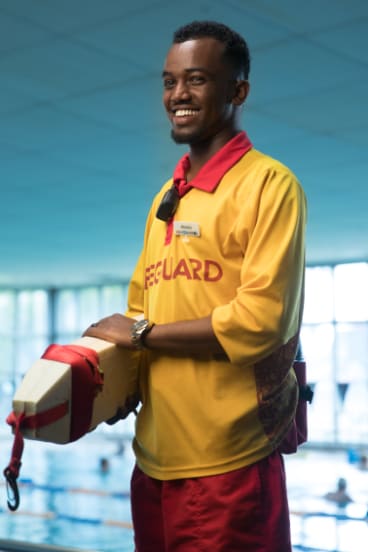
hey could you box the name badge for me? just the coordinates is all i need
[174,221,201,237]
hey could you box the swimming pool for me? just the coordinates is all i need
[0,431,135,551]
[0,431,367,552]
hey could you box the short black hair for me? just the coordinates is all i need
[173,21,250,80]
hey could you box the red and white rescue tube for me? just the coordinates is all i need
[3,337,140,511]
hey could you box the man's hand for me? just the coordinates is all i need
[83,313,136,349]
[84,314,227,357]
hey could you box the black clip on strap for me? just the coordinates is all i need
[3,466,20,511]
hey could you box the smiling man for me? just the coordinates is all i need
[84,21,306,551]
[162,34,247,150]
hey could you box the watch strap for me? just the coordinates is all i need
[131,319,154,350]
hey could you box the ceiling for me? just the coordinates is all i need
[1,0,367,288]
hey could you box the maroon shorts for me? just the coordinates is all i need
[131,451,291,552]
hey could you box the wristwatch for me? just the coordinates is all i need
[130,319,155,350]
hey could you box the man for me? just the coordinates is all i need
[84,20,306,551]
[324,477,353,506]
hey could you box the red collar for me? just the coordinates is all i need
[173,131,253,197]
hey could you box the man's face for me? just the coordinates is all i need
[162,38,237,146]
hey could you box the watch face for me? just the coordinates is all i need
[131,319,152,350]
[134,320,148,332]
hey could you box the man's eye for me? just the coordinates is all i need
[163,79,175,89]
[189,75,205,85]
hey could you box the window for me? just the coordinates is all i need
[0,289,49,422]
[1,263,368,446]
[334,263,368,322]
[303,266,334,323]
[55,285,129,341]
[302,263,368,444]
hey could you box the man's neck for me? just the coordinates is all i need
[187,128,240,181]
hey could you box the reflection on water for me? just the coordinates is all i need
[286,449,368,551]
[0,432,367,552]
[0,432,135,551]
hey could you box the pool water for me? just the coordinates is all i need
[0,432,135,551]
[0,430,367,552]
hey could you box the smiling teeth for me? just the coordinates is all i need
[175,109,198,117]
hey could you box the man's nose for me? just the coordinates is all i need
[171,80,191,101]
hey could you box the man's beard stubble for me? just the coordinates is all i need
[171,128,189,144]
[170,127,204,145]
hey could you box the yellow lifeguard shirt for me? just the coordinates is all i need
[126,133,306,480]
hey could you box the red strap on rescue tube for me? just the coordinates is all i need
[4,402,69,500]
[41,344,103,442]
[6,402,69,433]
[3,343,103,510]
[3,411,25,510]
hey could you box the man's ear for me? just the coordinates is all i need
[231,80,250,106]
